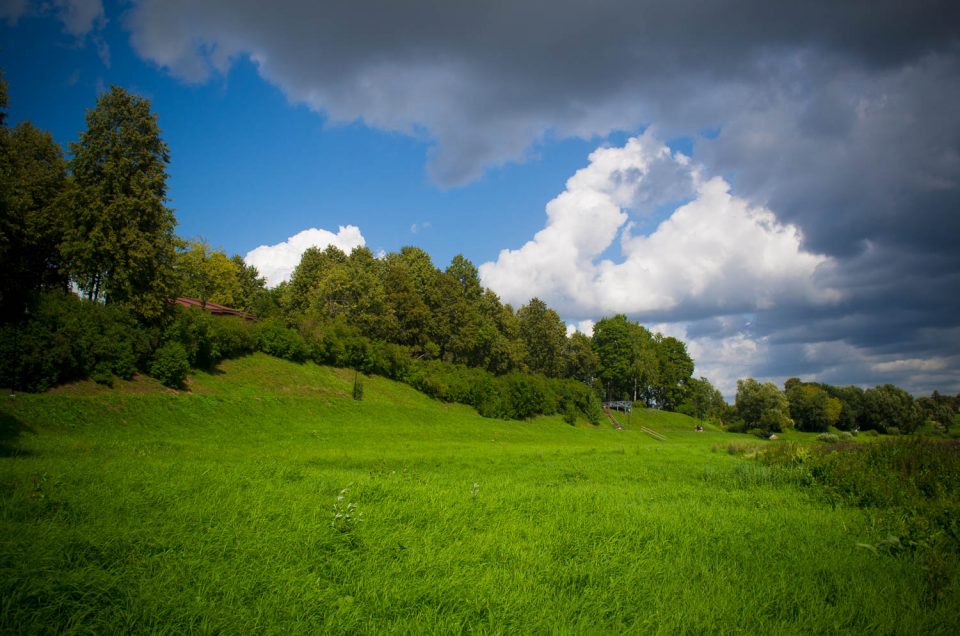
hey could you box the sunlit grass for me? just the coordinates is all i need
[1,354,956,632]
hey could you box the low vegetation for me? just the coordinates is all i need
[1,355,957,632]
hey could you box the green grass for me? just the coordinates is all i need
[1,353,957,633]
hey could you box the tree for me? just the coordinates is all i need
[592,315,659,402]
[62,86,177,319]
[0,121,69,321]
[397,247,455,357]
[861,384,924,434]
[824,384,865,431]
[382,252,432,349]
[517,297,567,377]
[785,381,842,432]
[445,254,483,303]
[735,378,792,433]
[918,390,958,432]
[679,376,726,423]
[230,255,273,316]
[650,335,694,410]
[176,240,241,308]
[562,331,599,384]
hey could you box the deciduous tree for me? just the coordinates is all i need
[176,240,241,308]
[0,120,69,321]
[785,381,842,432]
[62,86,177,319]
[735,378,792,433]
[517,297,566,377]
[861,384,924,434]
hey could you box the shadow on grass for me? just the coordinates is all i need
[0,409,33,457]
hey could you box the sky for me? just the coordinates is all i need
[2,0,959,399]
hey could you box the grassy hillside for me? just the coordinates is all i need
[1,354,956,633]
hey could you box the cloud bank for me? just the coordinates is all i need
[244,225,365,287]
[480,132,838,320]
[123,1,959,187]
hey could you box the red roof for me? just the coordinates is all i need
[172,297,256,321]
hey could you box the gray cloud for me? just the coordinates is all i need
[119,0,960,395]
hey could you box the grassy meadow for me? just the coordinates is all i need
[1,353,957,633]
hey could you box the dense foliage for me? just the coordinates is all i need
[63,86,178,319]
[730,376,957,436]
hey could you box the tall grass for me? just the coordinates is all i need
[758,438,960,605]
[1,354,957,632]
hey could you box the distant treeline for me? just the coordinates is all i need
[1,70,955,431]
[728,377,958,437]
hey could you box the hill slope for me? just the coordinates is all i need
[1,354,955,633]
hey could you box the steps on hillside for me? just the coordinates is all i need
[639,426,666,441]
[602,407,624,430]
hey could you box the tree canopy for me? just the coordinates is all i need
[62,86,177,318]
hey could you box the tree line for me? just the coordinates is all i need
[729,378,958,437]
[1,70,955,432]
[0,71,701,418]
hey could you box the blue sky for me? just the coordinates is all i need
[0,7,601,267]
[2,0,958,398]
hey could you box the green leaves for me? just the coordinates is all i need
[63,86,177,319]
[0,119,69,322]
[735,378,793,433]
[176,240,242,308]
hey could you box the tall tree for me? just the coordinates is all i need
[445,254,483,303]
[785,381,842,432]
[230,255,273,316]
[382,251,432,350]
[397,247,451,357]
[680,376,726,423]
[0,121,69,321]
[592,315,659,402]
[562,331,600,385]
[650,335,694,410]
[63,86,177,318]
[592,315,635,400]
[861,384,924,434]
[735,378,793,433]
[517,297,567,377]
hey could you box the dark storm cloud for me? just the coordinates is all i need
[121,0,960,394]
[126,1,960,184]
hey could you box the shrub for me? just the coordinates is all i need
[164,309,213,367]
[816,433,840,443]
[208,315,255,359]
[504,373,545,419]
[253,319,309,362]
[150,341,190,389]
[0,291,146,391]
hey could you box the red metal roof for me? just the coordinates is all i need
[172,297,256,321]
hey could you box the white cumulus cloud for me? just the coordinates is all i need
[479,132,839,320]
[244,225,365,287]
